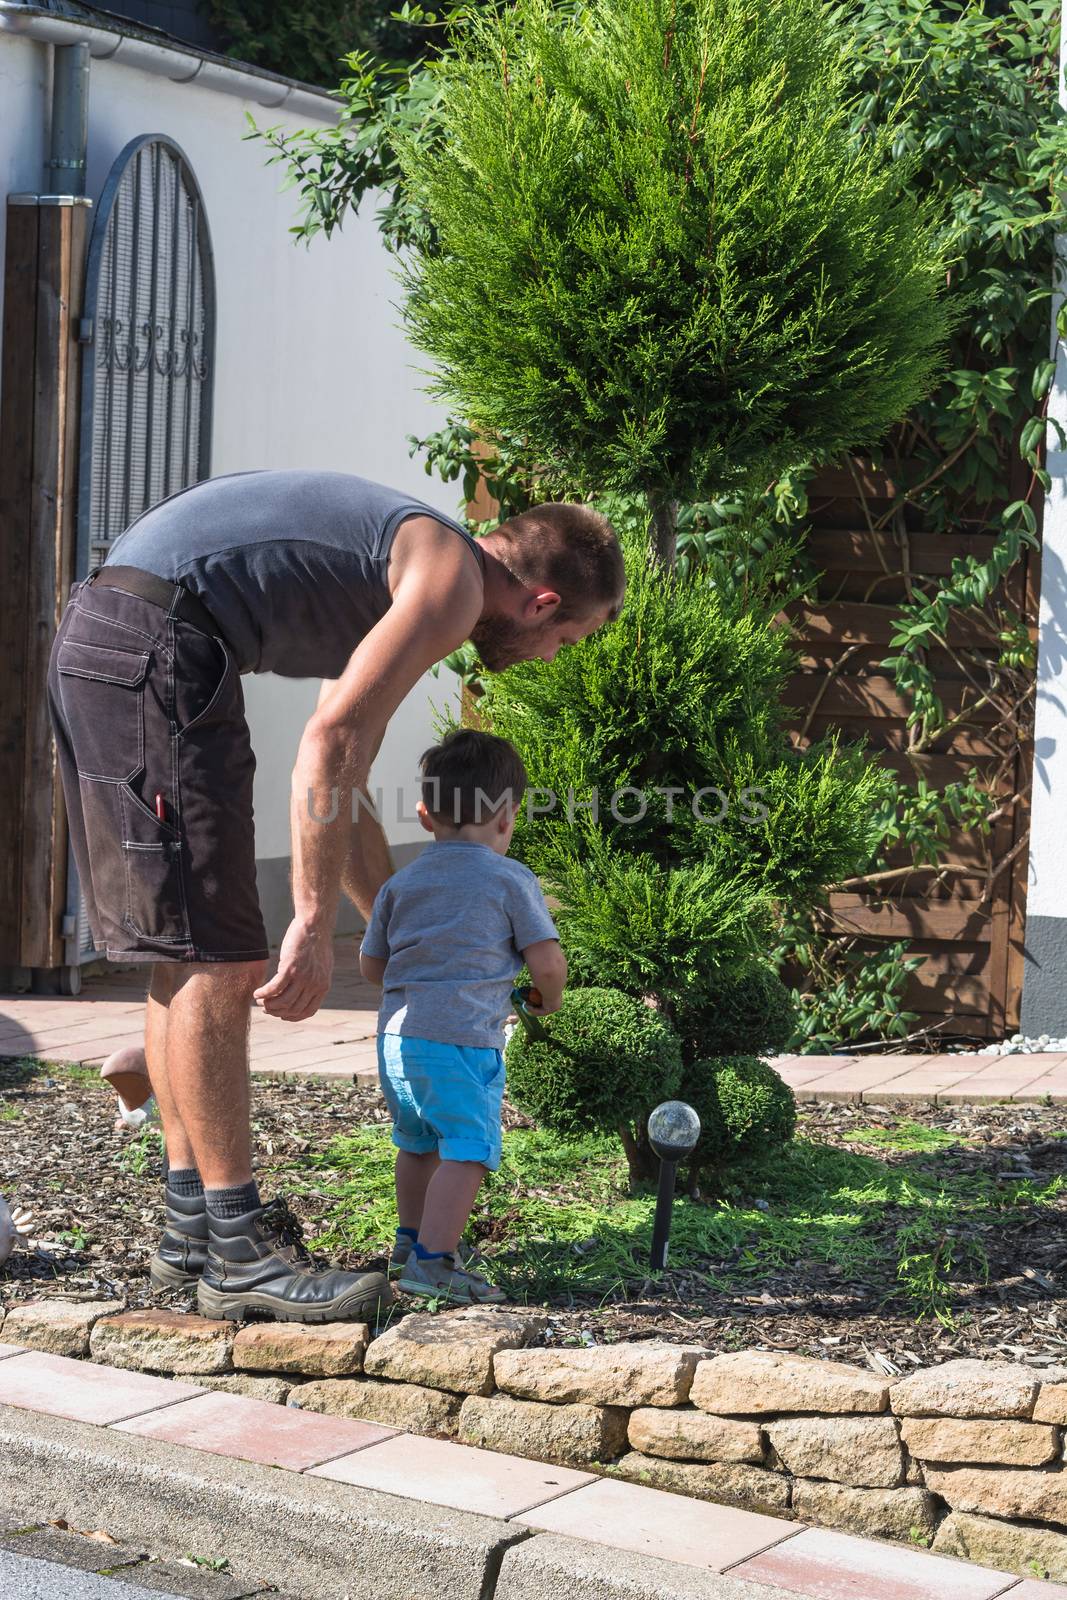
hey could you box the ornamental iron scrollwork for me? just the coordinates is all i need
[77,135,216,575]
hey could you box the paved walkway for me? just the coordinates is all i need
[0,1341,1064,1600]
[0,942,379,1082]
[2,944,1066,1101]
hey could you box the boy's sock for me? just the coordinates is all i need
[395,1227,418,1243]
[412,1239,449,1262]
[167,1168,204,1199]
[205,1180,261,1219]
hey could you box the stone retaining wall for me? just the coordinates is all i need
[4,1299,1067,1581]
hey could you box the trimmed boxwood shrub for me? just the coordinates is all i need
[680,1055,797,1190]
[685,965,798,1061]
[506,986,682,1144]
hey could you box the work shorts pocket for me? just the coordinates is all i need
[120,784,190,943]
[55,639,148,784]
[173,625,232,737]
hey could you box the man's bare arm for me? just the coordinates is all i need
[254,530,481,1020]
[316,679,396,921]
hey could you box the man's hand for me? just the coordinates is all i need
[253,918,335,1021]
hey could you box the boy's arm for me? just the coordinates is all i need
[358,883,391,988]
[522,938,567,1014]
[509,868,566,1013]
[359,953,387,986]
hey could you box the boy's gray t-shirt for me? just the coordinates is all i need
[361,841,559,1049]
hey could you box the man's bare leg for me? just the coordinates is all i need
[145,967,196,1171]
[156,961,265,1188]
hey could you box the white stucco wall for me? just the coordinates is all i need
[1018,15,1067,1033]
[1,32,463,934]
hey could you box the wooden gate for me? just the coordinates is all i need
[783,467,1038,1042]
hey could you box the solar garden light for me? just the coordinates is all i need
[647,1100,701,1271]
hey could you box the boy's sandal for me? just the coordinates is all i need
[397,1256,507,1305]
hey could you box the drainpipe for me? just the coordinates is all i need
[46,42,89,196]
[0,4,342,123]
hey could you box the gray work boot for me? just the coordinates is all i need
[196,1196,393,1324]
[149,1185,209,1292]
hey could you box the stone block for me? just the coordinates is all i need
[458,1394,628,1467]
[690,1351,889,1416]
[765,1416,904,1488]
[364,1308,538,1396]
[627,1407,763,1463]
[494,1342,705,1408]
[792,1480,938,1541]
[233,1321,368,1377]
[933,1509,1067,1581]
[901,1415,1059,1467]
[2,1300,124,1359]
[196,1373,295,1405]
[1036,1380,1067,1425]
[890,1358,1038,1419]
[89,1310,233,1376]
[294,1376,462,1436]
[925,1462,1067,1528]
[612,1451,791,1516]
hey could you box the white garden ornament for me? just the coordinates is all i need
[0,1196,35,1267]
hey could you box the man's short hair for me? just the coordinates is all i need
[420,728,528,827]
[495,502,625,624]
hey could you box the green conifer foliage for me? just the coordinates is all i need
[480,532,890,1013]
[397,0,951,553]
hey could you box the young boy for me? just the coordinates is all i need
[359,727,566,1305]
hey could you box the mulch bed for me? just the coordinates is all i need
[2,1055,1066,1372]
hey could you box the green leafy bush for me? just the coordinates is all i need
[685,964,797,1060]
[681,1055,797,1183]
[505,987,682,1144]
[205,0,445,86]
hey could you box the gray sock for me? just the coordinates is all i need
[205,1181,260,1219]
[167,1168,204,1199]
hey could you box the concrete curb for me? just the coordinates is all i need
[0,1403,527,1600]
[495,1534,787,1600]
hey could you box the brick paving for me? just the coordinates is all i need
[0,1346,1060,1597]
[2,943,1064,1102]
[0,941,380,1083]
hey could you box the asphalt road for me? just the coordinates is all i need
[0,1546,189,1598]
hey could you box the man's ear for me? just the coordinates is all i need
[523,588,561,619]
[415,799,435,834]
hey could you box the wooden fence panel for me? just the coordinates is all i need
[0,197,88,972]
[789,476,1037,1041]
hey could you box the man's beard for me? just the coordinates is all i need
[470,612,548,672]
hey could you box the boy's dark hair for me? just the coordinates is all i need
[494,502,625,624]
[420,728,528,827]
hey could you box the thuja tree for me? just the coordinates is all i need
[388,0,949,1150]
[481,520,888,1177]
[395,0,951,563]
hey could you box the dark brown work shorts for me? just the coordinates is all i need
[47,571,269,964]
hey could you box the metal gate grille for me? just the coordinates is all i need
[77,133,215,576]
[70,134,215,964]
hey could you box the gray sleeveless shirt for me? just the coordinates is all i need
[104,470,485,678]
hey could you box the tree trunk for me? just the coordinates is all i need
[648,496,679,569]
[618,1123,657,1188]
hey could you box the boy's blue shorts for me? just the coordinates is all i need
[377,1034,505,1170]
